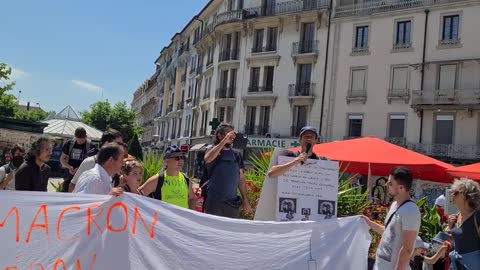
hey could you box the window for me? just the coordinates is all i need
[292,106,308,136]
[395,21,411,46]
[266,27,278,51]
[229,69,237,96]
[253,29,264,53]
[218,107,226,122]
[391,66,409,91]
[354,25,369,50]
[388,114,405,138]
[296,64,312,95]
[185,115,191,135]
[350,68,367,94]
[300,23,315,53]
[442,15,459,42]
[264,66,274,92]
[438,64,457,90]
[262,0,276,16]
[249,67,261,92]
[226,106,233,123]
[246,106,257,135]
[347,115,363,138]
[177,117,182,138]
[259,106,270,135]
[434,115,454,144]
[227,0,234,11]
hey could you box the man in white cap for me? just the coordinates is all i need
[434,194,448,224]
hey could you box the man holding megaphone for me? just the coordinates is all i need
[268,126,324,178]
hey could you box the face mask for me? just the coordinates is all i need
[12,156,24,168]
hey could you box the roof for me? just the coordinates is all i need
[290,137,454,183]
[42,106,103,140]
[43,119,103,141]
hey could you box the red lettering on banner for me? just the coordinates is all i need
[25,204,49,244]
[28,263,45,270]
[5,266,18,270]
[56,205,81,241]
[106,202,128,233]
[132,206,158,238]
[86,204,103,236]
[0,207,20,242]
[75,253,97,270]
[52,259,66,270]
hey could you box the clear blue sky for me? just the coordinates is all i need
[0,0,209,114]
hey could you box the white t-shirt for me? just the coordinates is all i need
[0,165,16,190]
[73,164,112,195]
[375,200,421,270]
[71,156,97,185]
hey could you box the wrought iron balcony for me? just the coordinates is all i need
[288,83,316,97]
[292,41,319,55]
[335,0,464,18]
[248,86,274,93]
[252,45,277,54]
[406,143,480,161]
[219,49,240,62]
[411,89,480,106]
[245,125,270,136]
[214,10,246,26]
[215,87,236,99]
[385,137,407,146]
[245,0,329,17]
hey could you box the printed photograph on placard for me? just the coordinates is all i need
[318,200,336,219]
[278,197,297,221]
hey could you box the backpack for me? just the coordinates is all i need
[68,139,92,159]
[150,172,190,200]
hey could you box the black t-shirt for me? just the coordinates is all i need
[62,140,88,169]
[451,210,480,254]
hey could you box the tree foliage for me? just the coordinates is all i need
[128,133,143,161]
[0,63,18,118]
[81,100,141,142]
[15,109,52,122]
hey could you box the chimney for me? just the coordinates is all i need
[27,102,30,111]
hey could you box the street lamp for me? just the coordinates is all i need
[36,102,41,109]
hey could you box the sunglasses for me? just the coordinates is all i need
[450,190,460,196]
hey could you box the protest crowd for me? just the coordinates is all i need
[0,125,479,270]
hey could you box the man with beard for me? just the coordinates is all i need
[362,167,421,270]
[0,145,25,190]
[15,137,52,192]
[203,123,252,218]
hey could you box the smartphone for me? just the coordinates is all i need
[233,132,248,149]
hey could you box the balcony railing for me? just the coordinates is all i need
[406,143,480,161]
[214,10,246,26]
[335,0,463,18]
[245,0,329,17]
[347,89,367,98]
[292,41,319,55]
[385,137,407,146]
[203,91,211,100]
[245,125,270,136]
[219,49,240,62]
[411,89,480,106]
[291,126,304,137]
[252,45,277,53]
[206,59,214,67]
[288,83,315,97]
[216,87,236,99]
[248,86,274,93]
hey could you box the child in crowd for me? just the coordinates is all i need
[119,159,143,194]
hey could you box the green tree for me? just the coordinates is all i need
[128,133,143,160]
[0,63,15,95]
[14,109,52,122]
[82,100,141,142]
[0,63,18,117]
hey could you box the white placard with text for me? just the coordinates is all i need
[276,156,339,222]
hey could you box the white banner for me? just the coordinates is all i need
[277,156,339,222]
[0,191,370,270]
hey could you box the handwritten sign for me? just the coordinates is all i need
[276,156,339,222]
[0,191,370,270]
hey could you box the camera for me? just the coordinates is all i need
[233,133,248,149]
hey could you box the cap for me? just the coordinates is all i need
[435,195,446,208]
[415,237,430,249]
[299,126,318,137]
[164,145,186,158]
